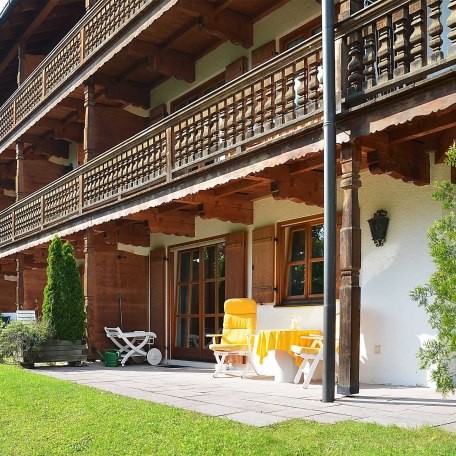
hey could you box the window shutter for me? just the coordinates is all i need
[252,40,276,68]
[252,226,275,304]
[150,247,166,357]
[225,231,247,299]
[225,56,248,82]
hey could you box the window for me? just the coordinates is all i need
[277,216,324,305]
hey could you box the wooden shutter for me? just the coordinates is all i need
[252,40,276,68]
[150,247,166,357]
[225,231,247,299]
[225,56,248,82]
[252,226,275,304]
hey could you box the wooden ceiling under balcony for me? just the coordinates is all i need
[0,0,85,105]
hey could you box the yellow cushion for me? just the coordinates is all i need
[224,298,256,314]
[209,344,249,352]
[291,345,321,355]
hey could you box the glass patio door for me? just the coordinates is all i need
[173,243,225,361]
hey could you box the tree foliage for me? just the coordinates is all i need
[410,143,456,396]
[42,236,86,341]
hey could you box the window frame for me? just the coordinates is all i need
[276,214,325,306]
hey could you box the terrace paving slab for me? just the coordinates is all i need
[34,362,456,431]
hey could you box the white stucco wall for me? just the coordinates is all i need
[149,160,447,387]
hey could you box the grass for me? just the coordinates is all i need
[0,365,455,455]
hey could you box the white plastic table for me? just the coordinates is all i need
[104,327,162,366]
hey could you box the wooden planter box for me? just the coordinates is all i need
[17,340,87,368]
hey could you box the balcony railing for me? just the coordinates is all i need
[0,34,324,246]
[1,0,456,248]
[341,0,456,105]
[0,0,163,152]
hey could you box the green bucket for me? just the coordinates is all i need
[98,349,120,367]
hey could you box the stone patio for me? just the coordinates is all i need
[35,362,456,431]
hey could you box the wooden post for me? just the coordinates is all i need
[84,77,95,163]
[16,253,24,310]
[337,140,361,395]
[339,0,363,21]
[17,42,26,86]
[15,141,24,202]
[84,229,96,358]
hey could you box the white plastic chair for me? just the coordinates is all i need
[16,310,36,323]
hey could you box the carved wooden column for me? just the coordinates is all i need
[16,253,24,310]
[15,141,24,201]
[84,229,96,357]
[17,43,26,87]
[83,75,96,356]
[84,77,95,163]
[15,42,26,312]
[15,140,25,310]
[339,0,363,21]
[337,141,362,395]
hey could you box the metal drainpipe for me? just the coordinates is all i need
[322,0,337,403]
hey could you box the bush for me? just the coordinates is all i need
[43,236,86,341]
[0,321,51,360]
[410,143,456,396]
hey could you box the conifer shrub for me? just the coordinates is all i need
[42,236,86,341]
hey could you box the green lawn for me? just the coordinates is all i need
[0,365,454,455]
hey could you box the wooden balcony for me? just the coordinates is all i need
[0,0,175,154]
[1,0,456,253]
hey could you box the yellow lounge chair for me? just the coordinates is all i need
[207,298,257,378]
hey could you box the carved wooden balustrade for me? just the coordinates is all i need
[342,0,456,104]
[0,36,323,246]
[0,0,158,152]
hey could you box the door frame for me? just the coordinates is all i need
[167,235,226,361]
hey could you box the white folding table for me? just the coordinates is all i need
[104,327,162,366]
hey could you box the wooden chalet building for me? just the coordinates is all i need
[0,0,453,393]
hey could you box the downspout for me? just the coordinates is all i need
[322,0,337,403]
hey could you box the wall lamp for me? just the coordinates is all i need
[368,210,389,247]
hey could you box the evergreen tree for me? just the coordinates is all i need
[410,144,456,396]
[43,236,86,341]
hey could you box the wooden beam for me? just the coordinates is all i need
[21,135,69,158]
[388,111,456,144]
[436,128,456,164]
[198,200,253,225]
[93,74,150,109]
[127,41,195,83]
[37,118,84,143]
[178,0,253,48]
[147,210,196,237]
[368,143,430,186]
[213,178,263,197]
[271,171,324,206]
[0,0,59,77]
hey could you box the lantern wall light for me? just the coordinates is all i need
[368,210,389,247]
